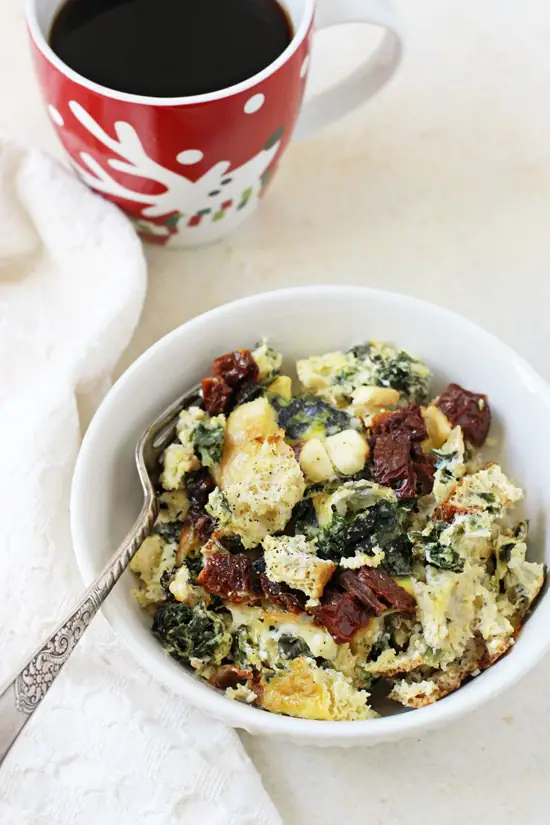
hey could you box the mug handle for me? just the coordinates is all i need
[294,0,404,139]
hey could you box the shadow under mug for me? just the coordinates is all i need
[26,0,404,248]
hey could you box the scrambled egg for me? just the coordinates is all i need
[130,534,177,608]
[261,657,377,721]
[431,426,466,504]
[160,443,199,491]
[414,563,484,663]
[252,338,283,383]
[297,341,431,406]
[228,604,340,663]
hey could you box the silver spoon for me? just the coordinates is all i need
[0,383,202,765]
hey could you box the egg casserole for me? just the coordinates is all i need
[130,340,545,721]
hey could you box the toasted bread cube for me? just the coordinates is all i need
[263,535,336,602]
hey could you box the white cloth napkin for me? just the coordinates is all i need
[0,134,281,825]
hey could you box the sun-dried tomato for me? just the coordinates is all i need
[373,432,412,485]
[411,444,436,496]
[202,349,260,415]
[436,383,491,447]
[212,350,259,388]
[340,567,416,614]
[339,571,386,615]
[182,469,217,541]
[198,552,260,603]
[371,406,435,499]
[312,589,371,644]
[202,377,233,415]
[190,513,215,542]
[260,573,306,614]
[209,665,262,700]
[248,669,264,701]
[209,665,252,690]
[186,468,216,512]
[372,404,428,442]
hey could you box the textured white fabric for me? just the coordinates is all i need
[0,135,281,825]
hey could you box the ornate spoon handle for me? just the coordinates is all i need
[0,499,158,766]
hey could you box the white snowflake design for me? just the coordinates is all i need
[65,100,283,240]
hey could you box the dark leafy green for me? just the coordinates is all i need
[193,420,225,467]
[185,553,204,583]
[477,491,496,504]
[253,341,282,383]
[316,499,408,562]
[288,497,319,540]
[343,343,430,403]
[316,514,350,560]
[369,350,420,396]
[411,522,465,572]
[160,567,177,598]
[152,601,227,664]
[278,636,312,660]
[348,343,372,360]
[382,536,414,577]
[271,394,353,442]
[232,626,250,667]
[425,543,464,572]
[154,520,184,545]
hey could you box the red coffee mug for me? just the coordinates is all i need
[26,0,403,248]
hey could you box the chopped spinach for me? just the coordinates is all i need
[193,420,225,467]
[152,601,228,664]
[410,521,465,572]
[344,342,431,403]
[369,350,416,394]
[334,366,360,387]
[432,448,458,467]
[232,626,250,667]
[160,567,177,598]
[252,340,283,383]
[348,343,372,360]
[218,534,248,554]
[271,394,353,442]
[185,553,204,583]
[233,383,265,406]
[278,636,312,660]
[252,557,267,575]
[154,520,184,545]
[382,536,414,577]
[316,514,350,560]
[477,491,496,503]
[345,465,373,484]
[289,497,319,540]
[316,499,407,561]
[424,544,464,572]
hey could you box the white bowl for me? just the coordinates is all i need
[70,286,550,746]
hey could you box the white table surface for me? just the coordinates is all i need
[3,0,550,822]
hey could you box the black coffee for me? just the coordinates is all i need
[49,0,293,97]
